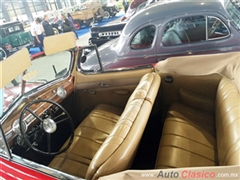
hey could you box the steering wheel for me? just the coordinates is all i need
[208,19,221,37]
[19,99,75,155]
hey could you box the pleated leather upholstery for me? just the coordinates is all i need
[215,78,240,165]
[49,104,123,178]
[49,72,161,179]
[155,102,218,169]
[86,72,160,180]
[155,76,240,169]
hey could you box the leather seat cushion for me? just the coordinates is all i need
[167,102,215,136]
[49,104,123,178]
[155,102,218,169]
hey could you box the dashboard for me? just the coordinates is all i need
[2,76,74,147]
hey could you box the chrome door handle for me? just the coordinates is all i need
[99,82,109,87]
[85,89,96,95]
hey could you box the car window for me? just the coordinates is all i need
[207,16,229,39]
[8,27,15,33]
[162,15,229,46]
[8,26,22,33]
[130,25,156,49]
[225,0,240,28]
[14,25,21,31]
[80,47,101,72]
[162,16,206,46]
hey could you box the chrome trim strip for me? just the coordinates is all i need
[0,126,12,159]
[98,31,122,37]
[207,15,231,41]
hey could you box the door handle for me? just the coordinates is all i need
[85,89,96,95]
[99,82,109,87]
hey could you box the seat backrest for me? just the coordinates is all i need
[215,77,240,165]
[85,72,160,180]
[162,30,182,46]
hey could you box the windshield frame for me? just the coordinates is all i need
[0,124,12,159]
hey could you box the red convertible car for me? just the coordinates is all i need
[0,32,239,179]
[83,0,240,71]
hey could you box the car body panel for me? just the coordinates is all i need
[84,0,240,70]
[0,156,57,180]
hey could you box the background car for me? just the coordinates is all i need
[102,2,120,19]
[0,32,239,180]
[89,21,126,46]
[72,0,105,30]
[89,0,149,46]
[84,0,240,70]
[0,21,34,60]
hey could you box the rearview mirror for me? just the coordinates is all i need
[81,56,86,63]
[77,45,103,73]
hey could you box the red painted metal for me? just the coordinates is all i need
[0,157,57,180]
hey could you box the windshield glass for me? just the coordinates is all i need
[1,51,71,117]
[225,0,240,28]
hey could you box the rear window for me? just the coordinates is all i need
[8,25,22,34]
[130,25,156,49]
[162,15,229,46]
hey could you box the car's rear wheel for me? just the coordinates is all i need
[104,11,110,19]
[0,47,7,60]
[74,20,81,30]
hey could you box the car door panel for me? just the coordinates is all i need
[74,67,154,120]
[157,38,240,61]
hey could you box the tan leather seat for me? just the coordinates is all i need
[49,104,123,177]
[155,76,240,169]
[49,72,161,179]
[215,78,240,165]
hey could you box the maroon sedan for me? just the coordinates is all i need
[82,0,240,71]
